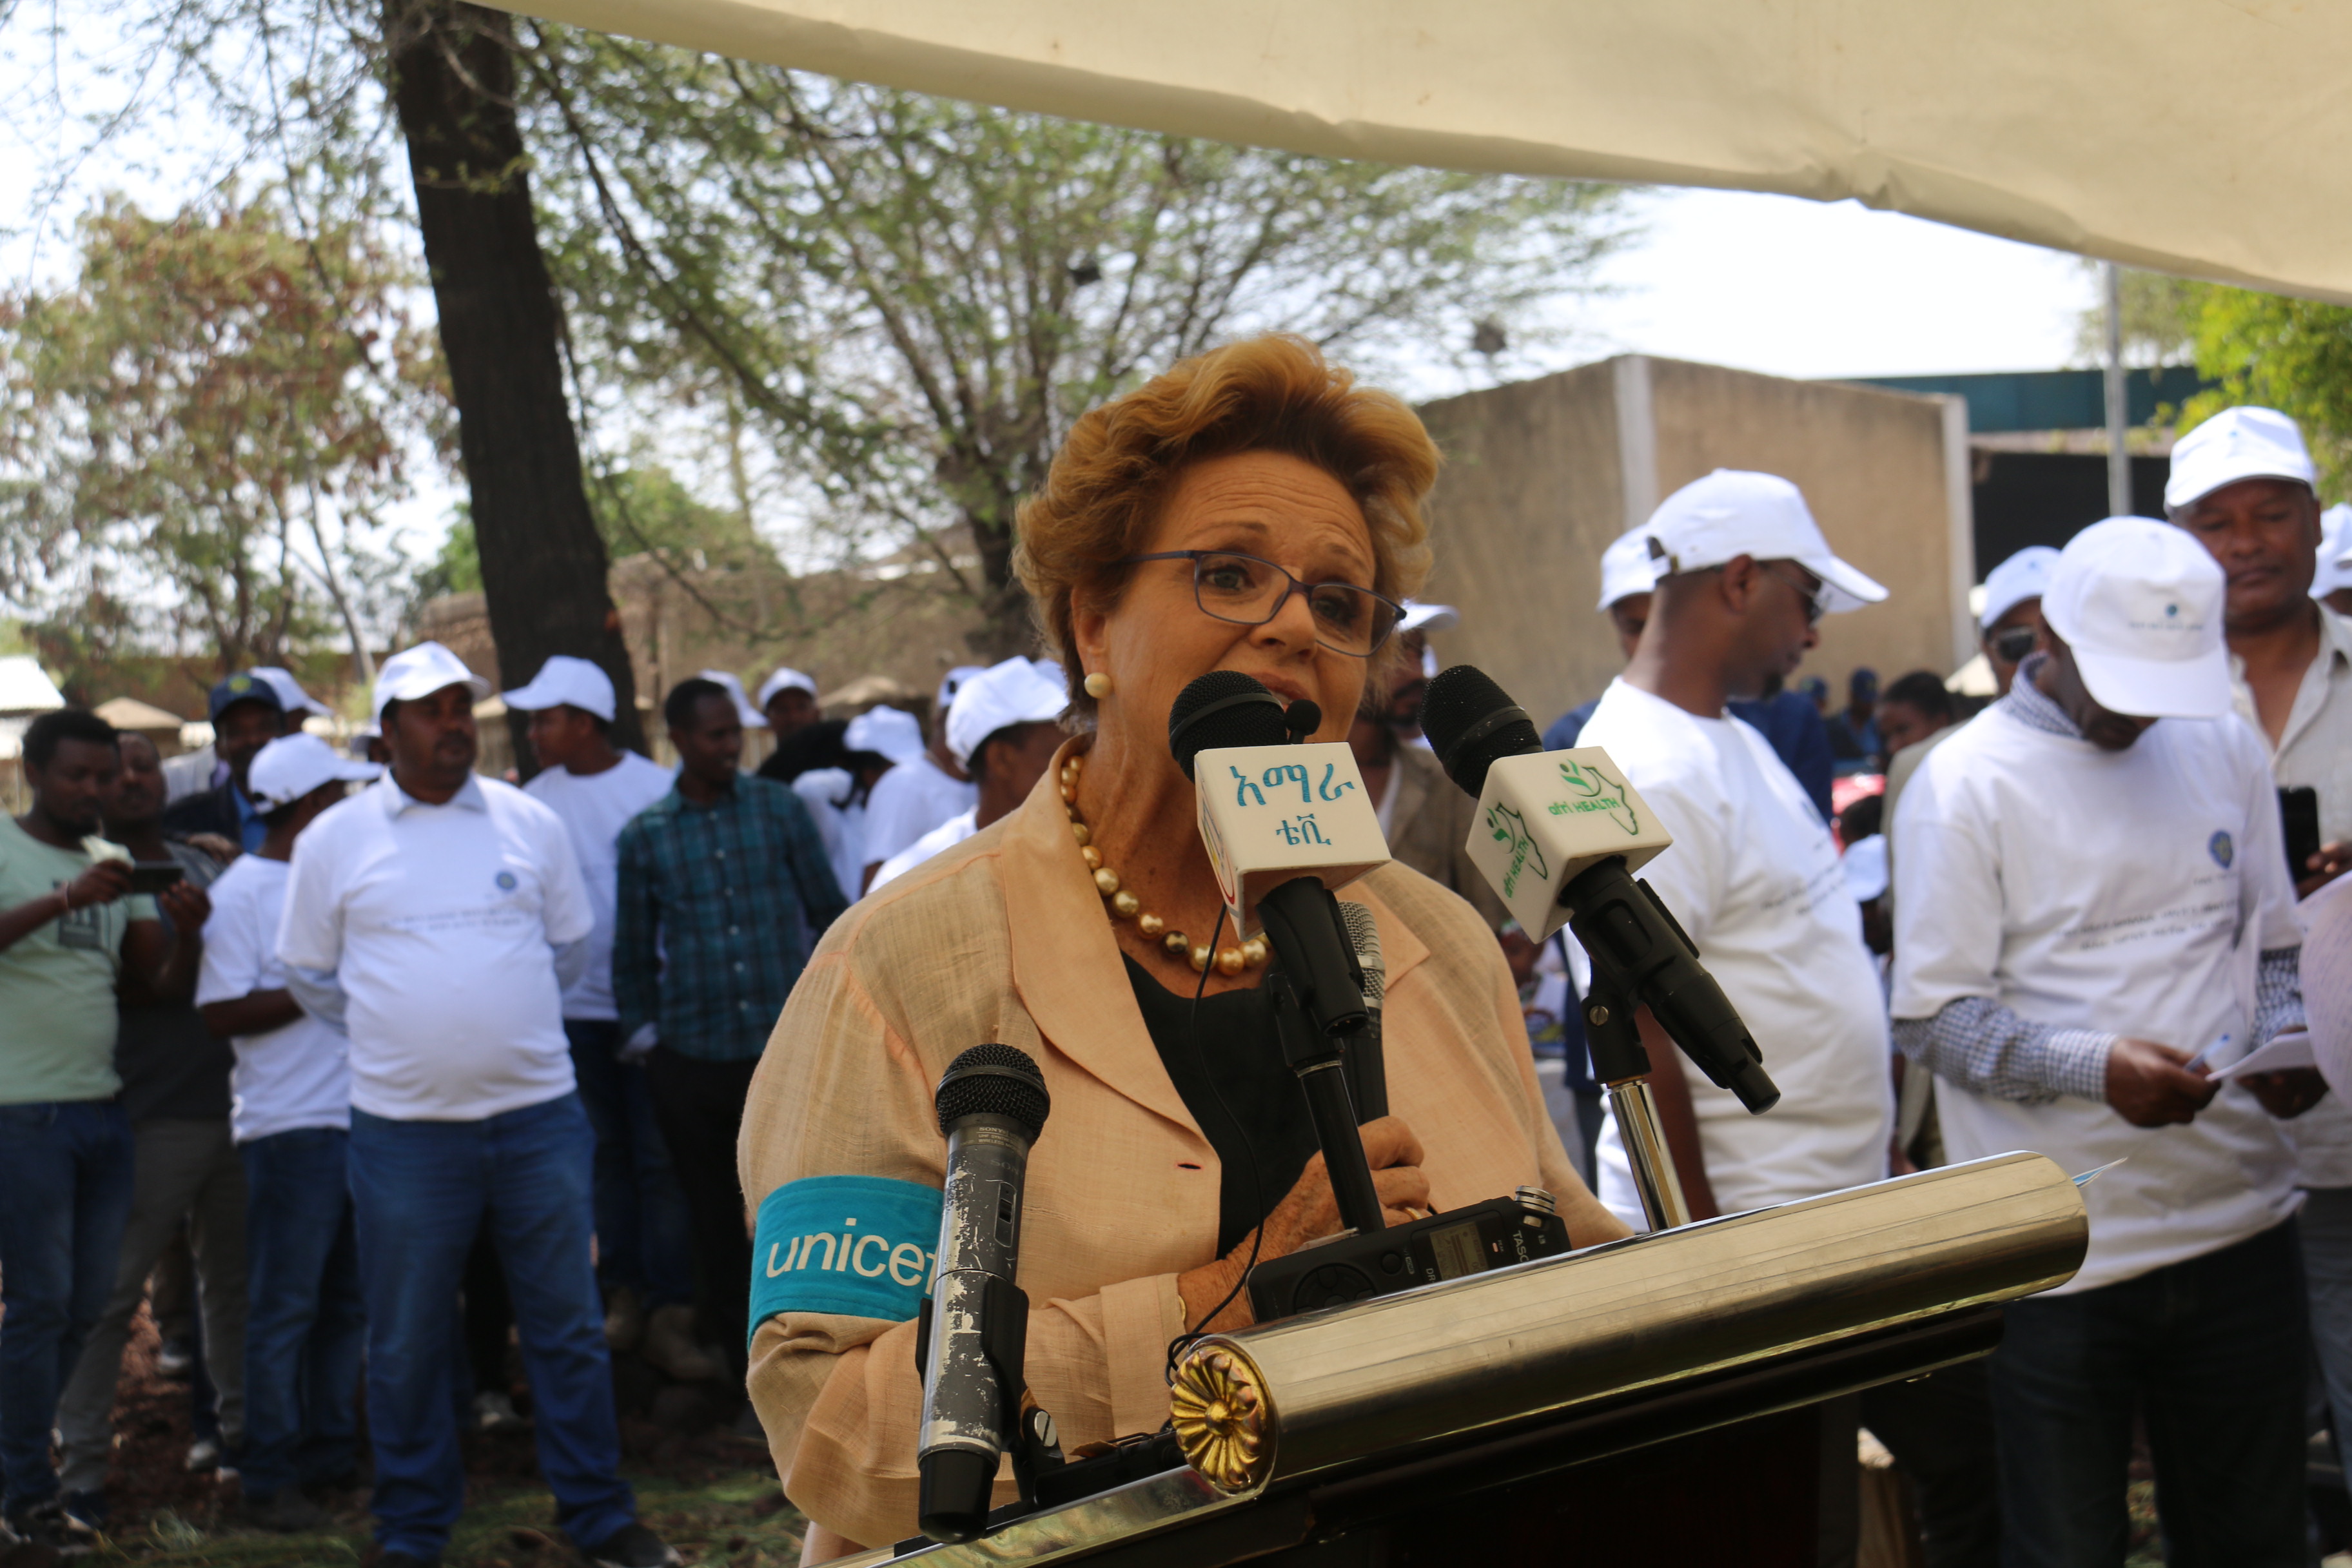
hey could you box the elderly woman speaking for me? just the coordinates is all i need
[741,335,1627,1557]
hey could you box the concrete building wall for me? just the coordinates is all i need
[1414,355,1972,731]
[1413,359,1629,731]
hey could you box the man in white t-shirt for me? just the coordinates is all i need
[501,657,705,1382]
[1891,518,2318,1568]
[871,656,1067,889]
[1581,471,1895,1225]
[850,700,973,891]
[276,642,677,1568]
[195,733,377,1533]
[2164,407,2352,1460]
[1580,473,2004,1565]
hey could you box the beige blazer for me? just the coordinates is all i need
[740,742,1620,1553]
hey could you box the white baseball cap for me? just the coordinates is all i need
[1980,545,2061,630]
[2164,406,2317,511]
[697,670,768,729]
[2042,516,2230,720]
[936,665,987,714]
[246,731,380,811]
[2318,505,2352,600]
[502,655,616,721]
[1842,833,1889,904]
[373,641,490,720]
[1596,527,1659,611]
[251,667,332,718]
[756,667,818,710]
[944,656,1066,769]
[1398,602,1459,634]
[844,704,925,765]
[1642,470,1888,612]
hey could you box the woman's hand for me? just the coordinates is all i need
[1175,1115,1429,1335]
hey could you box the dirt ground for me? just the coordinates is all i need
[37,1311,810,1567]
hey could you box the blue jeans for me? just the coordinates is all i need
[0,1101,135,1513]
[565,1021,692,1309]
[349,1093,635,1558]
[1988,1219,2307,1568]
[239,1127,364,1501]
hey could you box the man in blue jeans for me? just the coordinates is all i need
[1892,520,2327,1567]
[277,642,678,1568]
[197,733,382,1532]
[0,709,207,1553]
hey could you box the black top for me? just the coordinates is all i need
[115,839,233,1124]
[1122,955,1321,1256]
[161,781,241,843]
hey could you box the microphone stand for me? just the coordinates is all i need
[1268,966,1386,1237]
[1578,977,1692,1232]
[1562,855,1779,1233]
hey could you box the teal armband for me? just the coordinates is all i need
[747,1174,944,1343]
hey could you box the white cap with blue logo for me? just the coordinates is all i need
[2042,517,2229,720]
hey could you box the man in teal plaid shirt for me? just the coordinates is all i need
[614,677,848,1381]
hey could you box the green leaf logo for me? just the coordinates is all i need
[1556,759,1640,836]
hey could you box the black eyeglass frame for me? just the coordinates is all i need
[1758,560,1831,626]
[1117,549,1405,658]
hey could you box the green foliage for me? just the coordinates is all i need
[2179,287,2352,498]
[415,466,767,607]
[589,464,770,569]
[516,38,1633,651]
[0,193,445,673]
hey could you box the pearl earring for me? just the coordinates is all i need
[1084,671,1115,700]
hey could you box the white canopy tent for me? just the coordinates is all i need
[508,0,2352,303]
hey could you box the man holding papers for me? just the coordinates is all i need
[1890,517,2321,1568]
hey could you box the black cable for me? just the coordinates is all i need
[1164,906,1267,1383]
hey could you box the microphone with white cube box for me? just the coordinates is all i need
[1166,672,1573,1320]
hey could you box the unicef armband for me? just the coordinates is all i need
[747,1174,943,1343]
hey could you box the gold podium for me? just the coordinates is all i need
[841,1152,2085,1567]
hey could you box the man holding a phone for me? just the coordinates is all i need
[2168,404,2352,1478]
[54,732,244,1525]
[0,710,206,1552]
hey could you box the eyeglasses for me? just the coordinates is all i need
[1759,561,1829,626]
[1990,625,2038,663]
[1119,550,1402,657]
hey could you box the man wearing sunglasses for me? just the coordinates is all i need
[1577,473,1997,1562]
[1979,546,2059,699]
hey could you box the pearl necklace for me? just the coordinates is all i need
[1060,751,1269,976]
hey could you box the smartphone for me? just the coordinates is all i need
[2280,786,2322,881]
[128,861,185,894]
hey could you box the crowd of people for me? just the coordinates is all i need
[1,325,2348,1568]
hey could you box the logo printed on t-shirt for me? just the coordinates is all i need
[2208,831,2233,869]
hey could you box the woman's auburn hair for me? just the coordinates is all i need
[1014,334,1439,714]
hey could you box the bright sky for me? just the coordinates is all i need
[0,14,2105,574]
[1572,186,2096,383]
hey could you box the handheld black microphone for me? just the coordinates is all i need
[918,1044,1050,1543]
[1422,665,1779,1115]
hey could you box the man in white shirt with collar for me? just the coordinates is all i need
[2164,404,2352,1467]
[277,642,676,1568]
[1891,518,2320,1568]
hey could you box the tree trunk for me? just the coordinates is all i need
[382,0,643,766]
